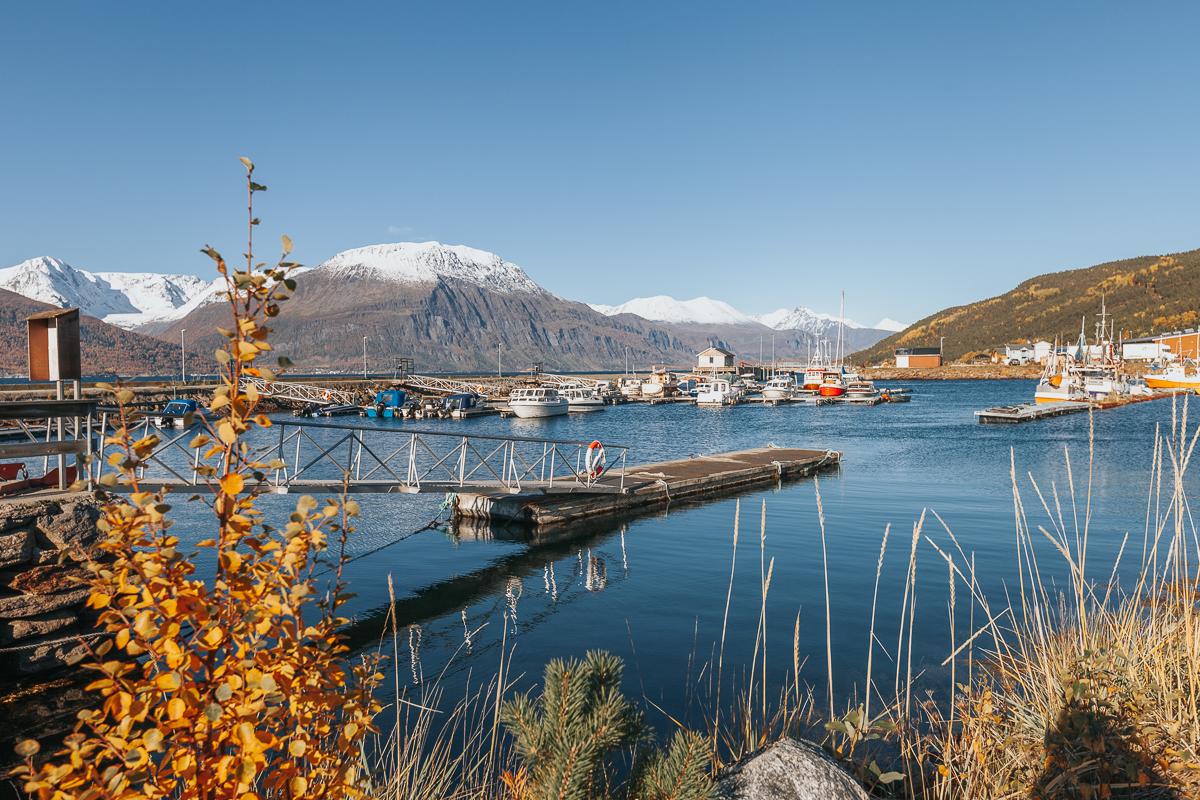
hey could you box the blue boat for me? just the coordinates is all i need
[366,389,408,418]
[442,392,485,414]
[156,398,201,428]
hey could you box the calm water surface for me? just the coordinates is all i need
[169,380,1195,718]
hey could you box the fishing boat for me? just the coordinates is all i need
[508,387,569,418]
[1143,362,1200,391]
[761,375,796,401]
[1034,351,1089,404]
[818,370,846,397]
[155,398,201,428]
[641,367,678,398]
[695,379,739,406]
[801,367,824,391]
[561,387,606,411]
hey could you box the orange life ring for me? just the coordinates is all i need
[585,440,607,479]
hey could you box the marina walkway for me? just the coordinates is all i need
[454,446,841,527]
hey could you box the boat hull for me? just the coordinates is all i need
[818,385,845,397]
[1144,376,1200,390]
[509,401,569,418]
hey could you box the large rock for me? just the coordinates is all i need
[0,563,90,595]
[0,587,90,619]
[715,738,870,800]
[37,500,101,555]
[0,528,33,568]
[1,609,78,644]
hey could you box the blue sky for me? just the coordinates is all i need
[2,2,1198,325]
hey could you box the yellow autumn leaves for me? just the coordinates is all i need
[13,160,383,800]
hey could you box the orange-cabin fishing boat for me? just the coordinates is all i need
[818,371,845,397]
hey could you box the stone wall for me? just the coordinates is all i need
[0,493,102,677]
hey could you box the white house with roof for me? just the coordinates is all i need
[697,346,735,371]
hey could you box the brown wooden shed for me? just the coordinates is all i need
[27,308,82,381]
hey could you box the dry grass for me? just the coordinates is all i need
[901,397,1200,799]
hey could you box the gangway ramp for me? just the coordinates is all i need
[241,377,357,406]
[96,419,629,495]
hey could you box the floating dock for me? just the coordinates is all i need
[453,446,840,528]
[974,401,1090,424]
[975,391,1184,424]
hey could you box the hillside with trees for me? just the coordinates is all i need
[852,248,1200,364]
[0,288,193,377]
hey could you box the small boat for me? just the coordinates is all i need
[801,367,824,391]
[316,403,362,417]
[508,387,569,418]
[618,377,644,399]
[365,389,409,418]
[641,367,678,398]
[844,380,881,403]
[761,375,796,401]
[818,371,846,397]
[561,387,606,411]
[155,398,201,428]
[696,379,739,406]
[442,392,488,418]
[1143,362,1200,391]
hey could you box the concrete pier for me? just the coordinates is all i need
[453,446,840,528]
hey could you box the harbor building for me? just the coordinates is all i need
[894,346,942,368]
[696,346,735,372]
[1120,330,1199,361]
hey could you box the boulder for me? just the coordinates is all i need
[37,500,101,555]
[0,563,90,595]
[0,528,34,568]
[1,609,78,643]
[715,738,870,800]
[0,587,90,619]
[4,634,92,674]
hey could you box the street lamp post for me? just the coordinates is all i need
[362,336,368,379]
[180,329,186,383]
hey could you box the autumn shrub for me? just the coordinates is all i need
[12,159,384,800]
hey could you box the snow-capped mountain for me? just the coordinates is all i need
[873,317,909,332]
[317,242,543,294]
[753,306,864,332]
[0,256,214,328]
[588,296,755,325]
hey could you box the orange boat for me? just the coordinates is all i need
[818,370,846,397]
[1144,363,1200,391]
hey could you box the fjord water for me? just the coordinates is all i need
[189,381,1195,715]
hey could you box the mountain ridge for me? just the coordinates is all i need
[851,248,1200,364]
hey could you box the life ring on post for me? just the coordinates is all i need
[585,440,607,480]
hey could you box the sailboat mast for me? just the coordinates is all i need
[836,291,845,367]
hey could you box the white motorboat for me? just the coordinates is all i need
[844,380,881,402]
[508,387,569,418]
[761,376,795,401]
[696,379,739,406]
[561,387,606,411]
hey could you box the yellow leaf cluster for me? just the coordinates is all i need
[13,161,382,800]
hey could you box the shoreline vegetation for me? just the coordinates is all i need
[8,163,1198,799]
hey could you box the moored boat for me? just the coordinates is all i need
[818,370,846,397]
[1143,362,1200,391]
[156,398,201,428]
[761,375,796,401]
[696,379,739,406]
[508,387,569,418]
[561,387,606,411]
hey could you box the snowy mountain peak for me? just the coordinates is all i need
[317,241,543,294]
[752,306,863,332]
[873,317,909,332]
[0,256,214,328]
[588,295,755,325]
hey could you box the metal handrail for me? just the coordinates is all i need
[96,416,629,495]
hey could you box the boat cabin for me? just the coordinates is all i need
[510,387,561,401]
[442,392,483,411]
[373,389,407,408]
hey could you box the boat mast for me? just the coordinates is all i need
[836,291,845,367]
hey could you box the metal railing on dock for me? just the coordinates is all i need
[96,418,629,495]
